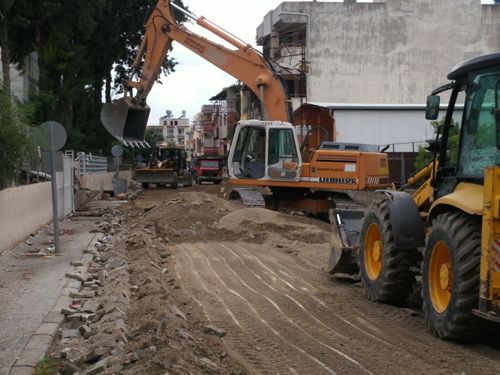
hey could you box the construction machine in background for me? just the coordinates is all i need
[134,146,191,189]
[340,53,500,340]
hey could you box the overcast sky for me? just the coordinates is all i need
[140,0,316,124]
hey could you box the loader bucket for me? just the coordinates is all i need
[327,208,363,275]
[101,97,151,147]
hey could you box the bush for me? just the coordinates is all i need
[0,86,34,189]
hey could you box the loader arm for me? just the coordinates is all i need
[101,0,291,146]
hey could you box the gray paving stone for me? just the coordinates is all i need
[43,311,64,324]
[9,365,34,375]
[14,348,46,367]
[24,335,53,351]
[33,323,59,338]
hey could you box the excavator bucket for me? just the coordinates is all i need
[101,97,151,148]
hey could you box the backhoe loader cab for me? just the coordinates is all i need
[228,121,302,182]
[358,53,500,340]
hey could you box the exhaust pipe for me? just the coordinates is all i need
[101,97,151,147]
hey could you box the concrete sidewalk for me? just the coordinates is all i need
[0,216,100,375]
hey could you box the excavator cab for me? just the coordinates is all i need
[228,120,302,182]
[101,97,151,147]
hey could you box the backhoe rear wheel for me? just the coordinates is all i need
[422,211,481,340]
[358,199,417,303]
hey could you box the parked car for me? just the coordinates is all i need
[194,157,223,185]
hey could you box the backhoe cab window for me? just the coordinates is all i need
[459,68,500,178]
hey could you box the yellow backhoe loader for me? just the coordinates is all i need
[354,53,500,340]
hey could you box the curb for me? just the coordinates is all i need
[8,232,102,375]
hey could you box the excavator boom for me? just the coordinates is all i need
[101,0,290,146]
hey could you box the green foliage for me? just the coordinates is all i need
[33,357,63,375]
[0,85,34,189]
[415,116,460,171]
[414,145,432,172]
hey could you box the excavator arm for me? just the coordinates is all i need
[101,0,290,147]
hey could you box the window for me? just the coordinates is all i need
[201,160,219,168]
[458,68,500,178]
[268,128,298,165]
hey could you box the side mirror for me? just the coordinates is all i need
[425,95,440,120]
[424,138,440,153]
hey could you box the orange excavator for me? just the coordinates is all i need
[101,0,390,274]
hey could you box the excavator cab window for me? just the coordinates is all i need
[229,123,302,181]
[231,126,266,179]
[458,68,500,178]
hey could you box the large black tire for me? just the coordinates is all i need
[422,212,481,340]
[358,199,418,304]
[141,182,149,189]
[170,181,178,189]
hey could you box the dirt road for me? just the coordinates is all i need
[55,184,500,374]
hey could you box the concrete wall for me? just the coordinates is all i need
[258,1,500,105]
[0,156,74,253]
[0,51,38,100]
[80,171,132,191]
[0,182,53,252]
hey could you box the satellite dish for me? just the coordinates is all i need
[181,110,187,117]
[166,110,172,117]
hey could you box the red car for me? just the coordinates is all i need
[194,157,223,185]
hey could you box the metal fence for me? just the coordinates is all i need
[74,152,108,174]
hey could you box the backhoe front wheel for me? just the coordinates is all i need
[422,212,481,340]
[358,199,417,304]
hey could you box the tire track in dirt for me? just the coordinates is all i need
[176,244,331,374]
[221,242,446,374]
[212,244,374,374]
[236,242,500,374]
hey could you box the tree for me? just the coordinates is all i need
[5,0,189,154]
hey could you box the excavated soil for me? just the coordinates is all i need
[55,183,500,374]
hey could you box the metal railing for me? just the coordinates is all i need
[75,152,108,174]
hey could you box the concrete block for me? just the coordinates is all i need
[61,329,80,339]
[205,324,226,337]
[66,278,82,290]
[85,356,110,375]
[65,272,85,283]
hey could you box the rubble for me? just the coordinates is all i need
[47,191,246,374]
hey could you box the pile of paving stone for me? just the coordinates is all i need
[55,211,132,374]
